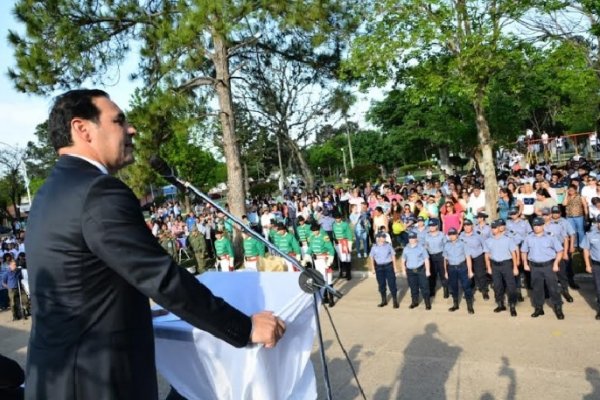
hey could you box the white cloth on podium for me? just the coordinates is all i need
[153,271,317,400]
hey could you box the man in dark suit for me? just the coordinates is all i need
[25,89,285,400]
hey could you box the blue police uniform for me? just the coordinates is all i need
[460,231,489,297]
[581,231,600,317]
[402,244,430,306]
[484,234,518,310]
[554,216,577,290]
[443,239,474,307]
[411,226,428,246]
[425,231,448,297]
[521,232,564,312]
[506,218,532,245]
[370,241,398,306]
[475,223,492,240]
[545,220,574,296]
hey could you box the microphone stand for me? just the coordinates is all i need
[170,176,339,400]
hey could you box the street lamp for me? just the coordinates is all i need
[0,141,32,206]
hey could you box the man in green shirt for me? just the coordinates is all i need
[159,229,178,260]
[273,223,302,272]
[296,216,312,259]
[242,230,265,271]
[333,212,354,280]
[307,223,336,307]
[214,229,234,272]
[186,225,208,274]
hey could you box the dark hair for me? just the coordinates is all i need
[536,188,551,198]
[48,89,110,151]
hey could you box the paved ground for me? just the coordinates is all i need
[2,274,600,400]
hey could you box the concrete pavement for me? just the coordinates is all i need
[1,275,599,399]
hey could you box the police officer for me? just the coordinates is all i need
[186,225,207,274]
[411,216,428,246]
[333,212,353,280]
[484,220,519,316]
[273,223,302,272]
[401,231,431,310]
[424,218,448,298]
[581,215,600,320]
[242,229,265,271]
[369,231,399,308]
[521,217,565,319]
[444,228,475,314]
[498,218,525,302]
[214,229,234,271]
[475,212,492,240]
[506,207,533,290]
[542,208,574,303]
[460,219,489,300]
[550,205,578,293]
[307,223,336,307]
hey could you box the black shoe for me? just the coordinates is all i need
[328,295,335,308]
[517,293,525,302]
[393,297,399,309]
[569,282,580,290]
[425,299,432,310]
[409,301,419,309]
[531,307,545,318]
[562,291,574,303]
[596,310,600,320]
[378,294,387,308]
[510,305,517,317]
[467,300,475,314]
[443,286,450,299]
[494,303,506,313]
[448,299,459,312]
[483,291,490,301]
[554,305,565,320]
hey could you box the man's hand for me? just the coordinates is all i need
[523,263,530,272]
[562,253,569,261]
[250,311,286,349]
[586,265,592,274]
[552,264,559,273]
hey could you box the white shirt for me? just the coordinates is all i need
[581,184,599,206]
[65,154,108,175]
[467,191,486,213]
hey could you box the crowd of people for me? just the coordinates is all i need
[143,153,600,320]
[0,237,29,321]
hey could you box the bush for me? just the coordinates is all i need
[348,164,380,184]
[449,156,469,168]
[417,160,437,169]
[249,182,278,197]
[398,164,417,174]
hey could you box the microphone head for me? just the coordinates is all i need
[149,155,173,177]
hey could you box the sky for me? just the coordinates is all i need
[0,1,380,150]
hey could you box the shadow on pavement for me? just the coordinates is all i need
[575,279,599,317]
[584,367,600,400]
[479,356,517,400]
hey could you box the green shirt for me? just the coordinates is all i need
[296,224,311,243]
[160,237,178,259]
[243,236,265,257]
[273,232,301,255]
[186,233,206,255]
[215,237,234,258]
[333,221,352,241]
[307,233,335,256]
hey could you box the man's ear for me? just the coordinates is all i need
[70,118,93,144]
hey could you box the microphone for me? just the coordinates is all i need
[149,155,187,193]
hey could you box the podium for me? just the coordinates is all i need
[153,272,318,400]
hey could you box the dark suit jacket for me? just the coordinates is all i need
[25,156,252,400]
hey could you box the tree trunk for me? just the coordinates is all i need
[473,89,499,220]
[213,32,245,258]
[438,145,451,173]
[284,137,315,190]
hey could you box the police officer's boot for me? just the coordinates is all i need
[562,290,574,303]
[448,298,459,312]
[443,286,450,299]
[378,293,387,307]
[494,301,506,313]
[392,295,399,309]
[467,299,475,314]
[424,297,432,310]
[517,288,525,302]
[509,303,517,317]
[482,290,490,301]
[554,304,565,320]
[409,299,419,309]
[531,307,544,318]
[595,307,600,320]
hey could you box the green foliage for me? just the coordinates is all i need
[249,182,278,198]
[417,160,436,169]
[348,164,380,184]
[24,120,57,194]
[398,164,417,174]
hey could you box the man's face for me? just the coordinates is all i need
[86,97,136,173]
[473,188,481,196]
[464,224,473,233]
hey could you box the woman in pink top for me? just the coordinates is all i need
[441,201,463,234]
